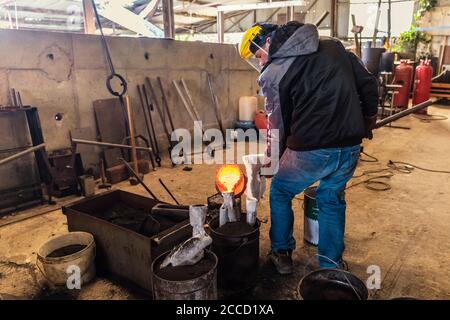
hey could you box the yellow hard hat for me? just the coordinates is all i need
[239,25,263,60]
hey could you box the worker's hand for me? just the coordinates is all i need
[260,160,274,179]
[364,114,377,140]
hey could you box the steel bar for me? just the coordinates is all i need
[156,77,175,133]
[315,11,330,28]
[145,78,174,147]
[374,100,433,129]
[0,143,45,166]
[207,73,225,136]
[146,77,178,166]
[137,84,160,167]
[119,158,159,201]
[10,88,18,107]
[142,84,161,159]
[16,91,23,108]
[158,178,180,205]
[181,79,202,123]
[71,138,153,153]
[172,80,203,134]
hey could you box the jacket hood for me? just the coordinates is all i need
[269,23,319,59]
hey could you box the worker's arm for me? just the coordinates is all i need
[347,51,379,139]
[347,52,379,117]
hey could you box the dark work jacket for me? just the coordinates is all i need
[258,23,379,154]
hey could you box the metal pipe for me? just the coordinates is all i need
[315,11,330,28]
[71,138,152,153]
[158,178,180,205]
[374,100,433,129]
[119,158,159,201]
[0,143,45,166]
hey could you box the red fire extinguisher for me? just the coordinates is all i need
[412,59,433,115]
[393,60,413,109]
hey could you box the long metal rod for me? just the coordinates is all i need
[0,143,45,166]
[142,83,161,158]
[207,73,225,135]
[158,178,180,205]
[145,77,173,147]
[156,77,175,133]
[374,100,433,129]
[137,84,160,167]
[172,80,203,134]
[119,158,159,201]
[71,138,152,152]
[181,79,202,123]
[315,11,330,28]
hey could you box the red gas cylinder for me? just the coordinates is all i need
[254,110,268,130]
[393,60,413,109]
[412,59,433,115]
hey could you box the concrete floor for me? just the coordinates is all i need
[1,103,450,300]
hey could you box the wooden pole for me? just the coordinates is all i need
[163,0,175,39]
[83,0,96,34]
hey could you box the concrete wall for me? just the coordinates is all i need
[0,29,258,173]
[416,0,450,62]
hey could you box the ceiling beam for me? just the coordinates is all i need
[217,1,306,12]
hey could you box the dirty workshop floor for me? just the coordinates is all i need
[1,103,450,300]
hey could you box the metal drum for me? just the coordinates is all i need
[151,250,218,300]
[298,269,368,300]
[207,216,260,296]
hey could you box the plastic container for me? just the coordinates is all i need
[239,96,258,121]
[36,231,96,287]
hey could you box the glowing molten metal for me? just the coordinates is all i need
[215,164,246,196]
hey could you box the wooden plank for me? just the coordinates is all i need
[430,93,450,98]
[431,83,450,89]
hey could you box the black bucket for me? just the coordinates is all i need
[207,216,259,296]
[298,269,368,300]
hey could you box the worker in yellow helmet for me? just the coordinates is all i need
[239,23,278,67]
[239,21,379,275]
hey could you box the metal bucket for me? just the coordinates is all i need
[151,250,218,300]
[303,186,319,246]
[207,216,259,296]
[298,269,368,300]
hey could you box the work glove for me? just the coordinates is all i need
[364,114,378,140]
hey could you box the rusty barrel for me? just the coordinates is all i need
[208,216,260,296]
[151,249,218,300]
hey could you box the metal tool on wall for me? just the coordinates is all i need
[207,73,225,137]
[9,88,23,108]
[145,77,178,167]
[137,85,161,167]
[141,84,161,164]
[156,77,176,138]
[98,159,112,189]
[91,0,143,185]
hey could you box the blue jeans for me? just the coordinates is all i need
[269,145,360,268]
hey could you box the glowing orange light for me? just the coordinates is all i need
[215,164,246,196]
